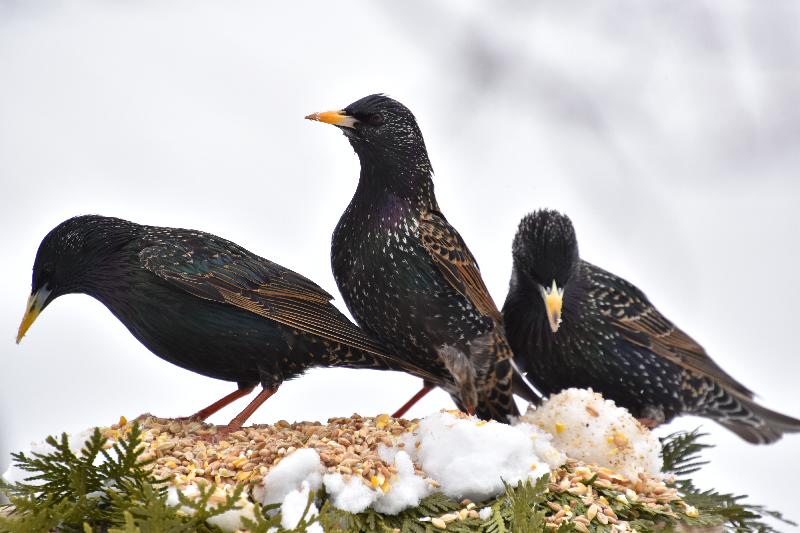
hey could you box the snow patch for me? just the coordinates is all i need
[520,388,663,479]
[372,451,431,514]
[323,472,378,513]
[404,411,553,502]
[280,481,322,533]
[257,447,323,506]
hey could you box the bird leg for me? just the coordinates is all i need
[392,384,433,418]
[216,386,279,437]
[184,385,257,421]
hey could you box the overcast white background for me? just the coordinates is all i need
[1,1,798,527]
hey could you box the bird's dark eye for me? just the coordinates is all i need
[368,113,385,126]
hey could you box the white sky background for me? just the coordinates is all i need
[1,0,798,526]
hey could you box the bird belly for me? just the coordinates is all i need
[98,284,326,388]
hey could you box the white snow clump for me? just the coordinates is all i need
[520,388,663,479]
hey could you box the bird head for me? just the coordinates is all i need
[305,94,432,177]
[17,215,131,344]
[511,209,579,333]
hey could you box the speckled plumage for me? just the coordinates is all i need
[503,209,800,444]
[20,215,434,428]
[311,94,538,420]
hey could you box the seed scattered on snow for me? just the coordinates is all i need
[0,389,692,531]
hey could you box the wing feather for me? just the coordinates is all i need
[586,263,753,399]
[138,233,437,381]
[418,210,502,323]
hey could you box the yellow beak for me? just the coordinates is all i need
[304,109,359,129]
[16,287,51,344]
[541,280,564,333]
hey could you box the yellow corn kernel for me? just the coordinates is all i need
[375,414,390,429]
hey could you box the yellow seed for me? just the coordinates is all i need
[231,456,248,468]
[165,460,177,469]
[431,517,447,529]
[555,422,565,433]
[685,505,699,518]
[613,432,629,448]
[587,503,599,521]
[574,522,589,533]
[118,415,128,427]
[440,513,458,523]
[376,414,390,428]
[476,420,488,427]
[235,470,252,482]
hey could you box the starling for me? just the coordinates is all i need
[503,209,800,444]
[17,215,436,433]
[306,94,539,421]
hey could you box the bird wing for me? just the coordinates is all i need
[138,232,437,380]
[586,262,754,399]
[418,210,502,323]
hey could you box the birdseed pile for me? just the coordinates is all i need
[98,411,688,531]
[106,414,426,491]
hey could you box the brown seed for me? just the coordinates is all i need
[573,522,589,533]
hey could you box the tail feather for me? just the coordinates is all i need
[474,359,521,422]
[510,358,543,405]
[699,385,800,444]
[716,397,800,445]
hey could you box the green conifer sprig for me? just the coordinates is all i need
[660,429,797,532]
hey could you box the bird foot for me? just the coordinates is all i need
[193,422,244,443]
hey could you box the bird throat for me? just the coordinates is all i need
[354,157,436,212]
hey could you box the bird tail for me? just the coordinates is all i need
[699,385,800,444]
[509,358,543,405]
[715,397,800,445]
[473,359,521,422]
[438,345,479,412]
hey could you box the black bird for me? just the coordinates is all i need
[306,94,539,421]
[503,209,800,444]
[17,215,435,433]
